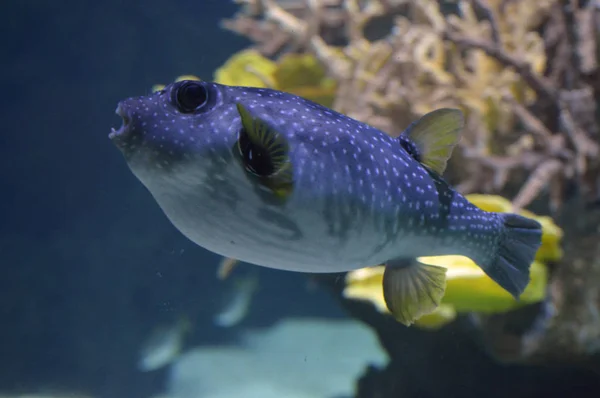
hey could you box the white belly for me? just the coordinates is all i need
[147,174,396,273]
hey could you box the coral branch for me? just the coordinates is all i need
[471,0,501,46]
[442,30,557,101]
[511,158,563,212]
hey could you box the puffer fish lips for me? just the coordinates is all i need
[109,95,159,161]
[109,102,132,146]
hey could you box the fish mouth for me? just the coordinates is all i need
[109,102,131,141]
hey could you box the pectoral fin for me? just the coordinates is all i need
[382,258,448,326]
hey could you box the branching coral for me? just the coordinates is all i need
[222,0,352,56]
[224,0,600,213]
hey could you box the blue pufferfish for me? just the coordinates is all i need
[110,80,543,326]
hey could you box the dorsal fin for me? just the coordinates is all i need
[401,108,464,175]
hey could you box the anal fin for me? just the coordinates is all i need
[382,258,448,326]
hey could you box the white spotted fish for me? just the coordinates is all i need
[138,317,190,372]
[110,81,543,326]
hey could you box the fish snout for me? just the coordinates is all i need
[109,101,133,145]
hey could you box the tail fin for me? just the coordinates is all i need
[479,213,543,299]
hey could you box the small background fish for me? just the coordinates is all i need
[213,268,259,328]
[137,317,191,372]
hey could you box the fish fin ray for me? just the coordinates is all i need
[235,102,294,199]
[475,213,542,299]
[382,259,447,326]
[402,108,464,175]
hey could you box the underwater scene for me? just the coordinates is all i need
[3,0,600,397]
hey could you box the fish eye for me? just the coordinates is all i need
[174,81,208,113]
[237,128,276,177]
